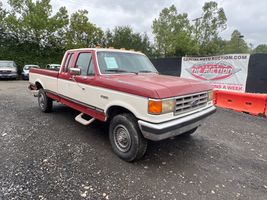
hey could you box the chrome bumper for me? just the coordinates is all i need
[138,106,216,141]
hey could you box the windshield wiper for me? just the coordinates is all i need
[105,69,137,74]
[138,70,156,73]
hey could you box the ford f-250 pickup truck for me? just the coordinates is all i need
[29,48,216,162]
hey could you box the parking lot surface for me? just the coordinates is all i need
[0,80,267,200]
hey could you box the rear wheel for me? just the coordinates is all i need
[38,89,53,112]
[109,113,147,162]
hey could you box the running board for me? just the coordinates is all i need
[75,113,95,125]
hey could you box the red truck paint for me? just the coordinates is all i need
[30,68,59,78]
[29,48,216,161]
[30,71,211,99]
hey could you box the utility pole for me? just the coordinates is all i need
[192,17,203,41]
[0,25,4,45]
[0,25,3,38]
[237,34,244,53]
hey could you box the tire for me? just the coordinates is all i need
[38,89,53,112]
[109,113,147,162]
[180,127,198,137]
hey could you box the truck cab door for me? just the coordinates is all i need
[65,51,97,106]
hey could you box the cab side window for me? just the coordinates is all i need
[76,53,94,76]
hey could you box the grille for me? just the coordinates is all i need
[175,92,208,115]
[0,70,12,74]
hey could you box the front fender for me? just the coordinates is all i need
[105,100,144,120]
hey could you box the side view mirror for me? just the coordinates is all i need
[69,68,81,76]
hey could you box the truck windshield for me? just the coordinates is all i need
[0,61,14,68]
[97,51,158,74]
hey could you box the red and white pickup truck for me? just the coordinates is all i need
[29,48,216,161]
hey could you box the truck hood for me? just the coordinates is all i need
[97,74,212,99]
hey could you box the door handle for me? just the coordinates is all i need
[69,76,85,90]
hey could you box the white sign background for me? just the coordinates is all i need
[181,54,250,92]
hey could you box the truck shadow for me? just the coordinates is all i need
[50,104,109,140]
[51,104,210,167]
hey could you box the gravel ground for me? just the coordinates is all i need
[0,80,267,200]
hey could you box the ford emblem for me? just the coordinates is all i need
[191,100,199,108]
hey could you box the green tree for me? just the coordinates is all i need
[1,0,71,68]
[0,2,7,40]
[224,30,249,54]
[0,2,6,23]
[66,10,103,49]
[152,2,227,57]
[103,26,153,56]
[48,7,69,47]
[195,1,227,55]
[152,5,198,57]
[253,44,267,54]
[7,0,68,45]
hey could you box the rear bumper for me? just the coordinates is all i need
[138,106,216,141]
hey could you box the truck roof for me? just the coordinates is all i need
[67,48,145,55]
[24,64,39,66]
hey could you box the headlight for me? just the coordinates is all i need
[148,99,175,115]
[208,90,214,101]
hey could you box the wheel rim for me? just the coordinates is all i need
[113,124,131,153]
[39,93,45,109]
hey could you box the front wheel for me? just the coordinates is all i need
[109,113,147,162]
[38,89,53,112]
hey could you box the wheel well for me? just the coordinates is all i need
[107,106,135,121]
[35,82,43,90]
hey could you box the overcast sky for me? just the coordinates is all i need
[2,0,267,47]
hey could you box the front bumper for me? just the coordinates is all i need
[138,106,216,141]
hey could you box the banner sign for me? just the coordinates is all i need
[181,54,250,92]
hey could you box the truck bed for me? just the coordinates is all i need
[30,68,59,78]
[29,68,59,93]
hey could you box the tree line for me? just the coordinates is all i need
[0,0,266,70]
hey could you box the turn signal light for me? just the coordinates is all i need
[148,100,162,115]
[148,99,175,115]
